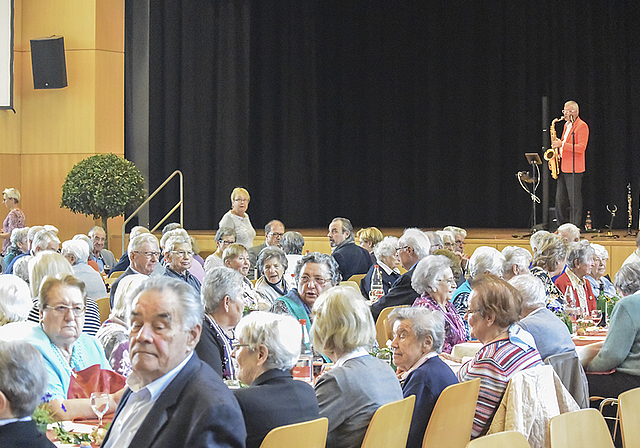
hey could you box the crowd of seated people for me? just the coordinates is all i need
[3,205,640,448]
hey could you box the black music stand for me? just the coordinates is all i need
[525,153,542,229]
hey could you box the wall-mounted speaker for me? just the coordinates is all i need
[30,36,67,89]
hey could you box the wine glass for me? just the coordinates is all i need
[90,392,109,427]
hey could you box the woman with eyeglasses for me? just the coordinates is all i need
[24,274,123,420]
[162,234,202,294]
[411,255,468,354]
[218,187,256,249]
[223,243,269,311]
[204,227,236,272]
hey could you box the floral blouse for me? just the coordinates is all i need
[413,294,468,353]
[2,208,25,255]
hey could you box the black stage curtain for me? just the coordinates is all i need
[130,1,640,231]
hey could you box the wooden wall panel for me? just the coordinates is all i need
[96,0,124,52]
[95,51,124,155]
[0,155,22,194]
[20,0,95,50]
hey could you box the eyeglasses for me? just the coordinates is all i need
[133,251,160,259]
[170,250,194,258]
[219,240,235,245]
[232,343,251,352]
[45,304,86,317]
[269,232,284,238]
[299,275,331,286]
[437,277,457,286]
[234,198,249,203]
[395,246,409,252]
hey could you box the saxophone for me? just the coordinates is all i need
[544,117,564,179]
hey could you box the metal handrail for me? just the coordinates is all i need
[122,170,184,254]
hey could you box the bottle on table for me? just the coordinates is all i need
[369,264,384,303]
[292,319,314,384]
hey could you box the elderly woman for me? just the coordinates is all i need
[204,227,236,272]
[412,255,468,352]
[24,274,122,420]
[356,227,383,261]
[501,246,532,281]
[196,267,245,379]
[281,231,305,287]
[312,286,403,448]
[218,187,256,249]
[389,307,458,448]
[0,274,36,341]
[0,188,26,257]
[361,236,401,299]
[586,243,616,298]
[95,274,146,377]
[254,247,289,305]
[529,230,551,256]
[554,241,596,316]
[529,233,568,312]
[232,312,320,448]
[61,240,108,299]
[458,274,542,438]
[223,243,268,310]
[162,233,202,294]
[3,226,29,266]
[437,230,456,252]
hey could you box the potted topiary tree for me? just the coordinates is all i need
[61,153,147,247]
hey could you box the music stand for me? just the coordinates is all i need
[525,153,542,229]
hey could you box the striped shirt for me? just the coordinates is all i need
[457,338,543,438]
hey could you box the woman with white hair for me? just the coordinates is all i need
[312,286,403,448]
[3,227,29,266]
[501,246,532,281]
[412,255,467,353]
[162,233,202,293]
[62,239,108,299]
[554,241,596,316]
[0,275,36,341]
[232,312,320,448]
[0,188,26,257]
[586,243,616,298]
[360,236,401,299]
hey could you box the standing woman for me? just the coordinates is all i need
[218,187,256,249]
[1,188,26,257]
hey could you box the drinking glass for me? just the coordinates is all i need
[90,392,109,427]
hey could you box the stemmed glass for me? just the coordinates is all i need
[90,392,109,427]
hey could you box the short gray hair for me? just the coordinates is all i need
[437,230,455,246]
[411,255,451,295]
[32,230,60,252]
[112,274,147,320]
[443,226,467,238]
[591,243,609,260]
[558,223,580,242]
[130,226,150,240]
[235,311,301,370]
[469,246,505,278]
[502,246,532,276]
[61,240,90,264]
[162,234,191,255]
[27,226,45,243]
[373,236,399,260]
[215,227,236,242]
[10,227,28,245]
[295,252,341,285]
[0,340,48,417]
[614,262,640,297]
[257,247,288,275]
[13,256,31,284]
[331,217,355,243]
[0,275,32,324]
[509,274,546,310]
[160,229,189,251]
[388,307,445,354]
[162,222,182,235]
[130,276,203,331]
[201,267,244,314]
[128,233,160,254]
[530,230,550,252]
[399,228,431,259]
[567,241,595,269]
[72,234,93,255]
[281,231,304,255]
[425,231,444,251]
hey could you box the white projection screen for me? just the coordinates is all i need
[0,0,13,109]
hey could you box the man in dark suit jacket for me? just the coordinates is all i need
[371,228,431,321]
[101,277,245,448]
[109,233,160,306]
[328,217,372,281]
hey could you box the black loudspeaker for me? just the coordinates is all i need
[30,36,67,89]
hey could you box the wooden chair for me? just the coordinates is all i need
[466,431,531,448]
[618,387,640,448]
[348,273,367,287]
[95,297,111,324]
[375,305,407,348]
[259,417,328,448]
[340,280,360,292]
[105,270,125,287]
[422,378,481,448]
[360,395,415,448]
[549,408,614,448]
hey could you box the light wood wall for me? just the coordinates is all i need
[0,0,124,252]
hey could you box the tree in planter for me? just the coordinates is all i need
[61,154,146,247]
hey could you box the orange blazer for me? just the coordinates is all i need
[560,117,589,173]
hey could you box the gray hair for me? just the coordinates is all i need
[160,229,189,251]
[0,340,48,417]
[567,241,595,269]
[128,233,160,254]
[331,217,355,243]
[215,226,236,242]
[13,256,31,284]
[509,274,546,310]
[2,188,20,202]
[425,231,444,251]
[558,223,580,242]
[614,262,640,297]
[257,247,288,275]
[0,275,32,324]
[88,226,105,238]
[27,226,45,243]
[61,240,90,264]
[469,246,505,278]
[591,243,609,260]
[265,220,284,234]
[130,276,203,331]
[201,267,244,314]
[130,226,150,240]
[373,236,399,260]
[443,226,467,238]
[162,222,182,235]
[281,231,304,255]
[388,307,445,354]
[399,228,431,259]
[235,311,301,370]
[10,227,29,245]
[162,234,191,255]
[502,246,532,276]
[32,230,60,252]
[29,251,74,298]
[530,230,550,253]
[411,255,451,295]
[437,230,455,246]
[72,234,93,255]
[112,274,147,320]
[294,252,341,285]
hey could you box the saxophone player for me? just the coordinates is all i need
[551,100,589,227]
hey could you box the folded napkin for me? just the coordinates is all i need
[67,364,126,399]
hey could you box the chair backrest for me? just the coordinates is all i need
[422,378,481,448]
[549,408,614,448]
[108,270,125,279]
[360,395,416,448]
[619,386,640,448]
[259,417,328,448]
[466,431,531,448]
[375,305,407,347]
[348,273,367,286]
[544,350,589,408]
[95,296,111,324]
[340,280,360,292]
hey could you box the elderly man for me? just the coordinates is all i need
[371,228,431,321]
[101,277,246,448]
[0,340,55,447]
[88,226,117,273]
[248,220,285,279]
[110,226,151,273]
[109,234,160,307]
[557,223,580,243]
[163,234,201,294]
[501,246,532,281]
[61,240,108,299]
[4,225,49,274]
[554,241,597,316]
[328,217,372,281]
